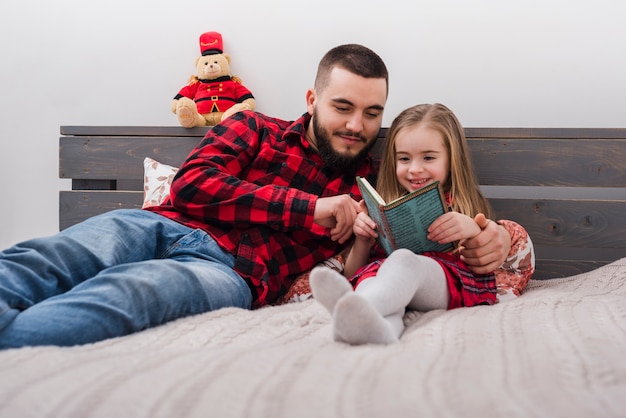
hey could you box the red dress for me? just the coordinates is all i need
[349,246,497,310]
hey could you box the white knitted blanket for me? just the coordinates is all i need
[1,258,625,418]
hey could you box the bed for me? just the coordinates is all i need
[1,257,625,417]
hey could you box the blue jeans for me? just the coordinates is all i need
[0,209,252,348]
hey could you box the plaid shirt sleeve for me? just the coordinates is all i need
[149,111,378,306]
[168,112,317,232]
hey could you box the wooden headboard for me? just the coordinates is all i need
[59,125,626,279]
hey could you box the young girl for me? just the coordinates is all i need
[310,103,534,345]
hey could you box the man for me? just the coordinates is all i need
[0,44,512,348]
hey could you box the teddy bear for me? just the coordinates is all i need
[171,31,256,128]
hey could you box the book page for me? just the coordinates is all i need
[384,185,453,254]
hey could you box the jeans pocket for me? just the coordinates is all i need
[162,229,235,268]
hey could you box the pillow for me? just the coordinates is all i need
[277,253,346,305]
[142,157,179,208]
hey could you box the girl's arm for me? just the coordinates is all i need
[343,201,377,278]
[344,237,373,278]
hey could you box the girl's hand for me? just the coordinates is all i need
[427,212,481,244]
[352,200,377,243]
[344,200,377,278]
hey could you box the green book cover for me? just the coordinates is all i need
[356,177,456,255]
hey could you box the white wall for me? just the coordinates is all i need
[1,0,625,248]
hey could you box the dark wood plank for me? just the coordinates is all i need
[60,129,390,183]
[60,126,211,137]
[59,191,143,230]
[60,125,391,139]
[72,179,116,190]
[490,198,626,249]
[61,126,626,140]
[469,138,626,187]
[59,136,201,180]
[533,259,611,279]
[60,131,626,188]
[534,246,626,264]
[465,127,626,139]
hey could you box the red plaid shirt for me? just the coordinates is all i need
[147,111,378,307]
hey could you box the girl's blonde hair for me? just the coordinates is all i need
[376,103,493,219]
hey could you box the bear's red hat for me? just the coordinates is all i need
[199,31,223,56]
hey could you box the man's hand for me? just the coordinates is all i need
[459,213,511,274]
[314,195,361,243]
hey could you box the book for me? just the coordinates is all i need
[356,176,456,256]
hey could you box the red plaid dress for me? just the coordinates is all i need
[349,247,497,309]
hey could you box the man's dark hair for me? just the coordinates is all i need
[315,44,388,94]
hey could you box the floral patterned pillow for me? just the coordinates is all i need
[142,157,178,208]
[277,253,347,305]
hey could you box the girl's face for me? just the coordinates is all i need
[394,123,450,193]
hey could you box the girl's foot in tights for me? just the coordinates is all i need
[333,293,399,345]
[309,266,352,314]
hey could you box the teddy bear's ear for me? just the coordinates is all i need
[223,53,231,64]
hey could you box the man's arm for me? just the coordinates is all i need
[168,113,312,231]
[459,213,511,274]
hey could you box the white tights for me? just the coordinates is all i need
[310,248,449,345]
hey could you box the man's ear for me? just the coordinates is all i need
[305,88,316,115]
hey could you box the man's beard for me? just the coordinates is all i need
[312,113,377,174]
